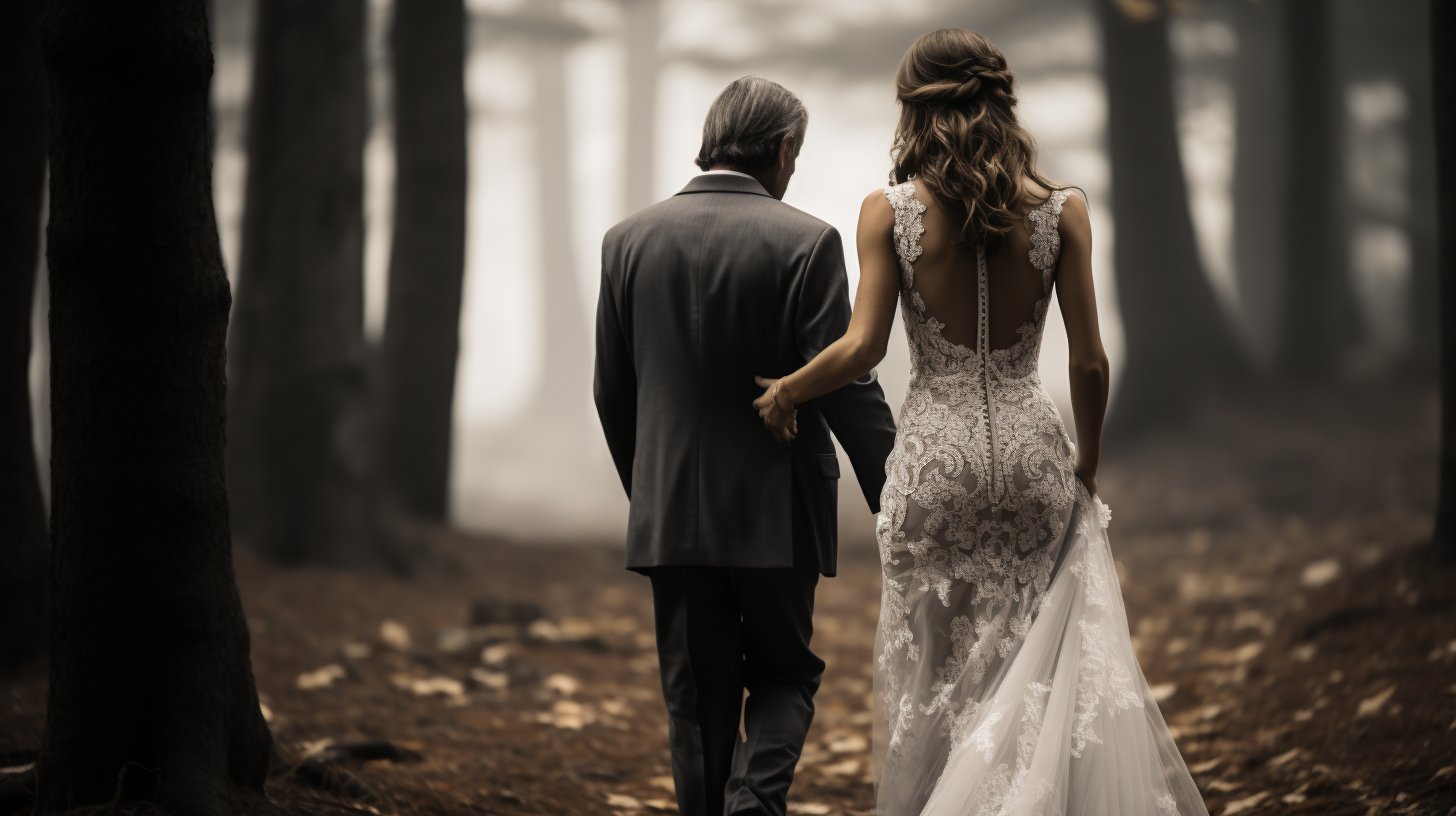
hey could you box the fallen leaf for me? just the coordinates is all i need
[1267,748,1301,768]
[787,805,831,815]
[1300,559,1340,588]
[469,667,509,690]
[543,673,581,696]
[643,799,677,811]
[0,763,34,775]
[481,643,513,665]
[1150,683,1177,702]
[380,620,411,650]
[1290,643,1316,662]
[527,620,563,642]
[342,642,371,659]
[259,703,274,723]
[826,734,868,753]
[1188,758,1221,774]
[822,759,860,776]
[1222,791,1268,814]
[1432,766,1453,782]
[1207,779,1240,792]
[296,664,347,690]
[1355,686,1395,718]
[649,775,676,793]
[605,792,642,809]
[1293,709,1314,722]
[300,737,336,756]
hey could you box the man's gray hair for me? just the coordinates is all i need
[695,76,808,172]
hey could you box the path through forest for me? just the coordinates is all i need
[3,381,1454,815]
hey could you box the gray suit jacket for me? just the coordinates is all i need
[594,173,897,576]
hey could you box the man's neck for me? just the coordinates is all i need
[707,165,778,199]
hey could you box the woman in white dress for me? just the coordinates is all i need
[753,29,1208,816]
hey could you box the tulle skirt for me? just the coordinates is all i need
[872,485,1208,816]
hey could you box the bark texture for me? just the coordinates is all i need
[229,0,391,568]
[1097,0,1248,438]
[1279,0,1360,375]
[377,0,468,522]
[0,0,49,673]
[35,1,271,813]
[1430,0,1456,563]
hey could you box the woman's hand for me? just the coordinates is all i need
[752,376,797,446]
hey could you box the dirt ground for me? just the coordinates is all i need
[3,380,1456,816]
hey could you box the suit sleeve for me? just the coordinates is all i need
[594,241,637,497]
[795,227,898,513]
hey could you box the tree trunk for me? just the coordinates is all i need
[377,0,468,522]
[622,0,660,215]
[1429,0,1456,563]
[1279,0,1360,375]
[526,1,591,440]
[229,0,392,568]
[34,2,271,813]
[1097,0,1248,439]
[1230,0,1288,369]
[0,0,49,673]
[1396,0,1439,369]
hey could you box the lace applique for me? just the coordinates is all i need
[875,182,1078,763]
[1157,793,1180,815]
[1027,189,1069,277]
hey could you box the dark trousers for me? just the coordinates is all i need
[647,566,824,816]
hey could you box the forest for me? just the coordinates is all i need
[1,0,1454,814]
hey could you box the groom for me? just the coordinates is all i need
[594,77,896,816]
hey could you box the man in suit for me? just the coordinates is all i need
[594,76,896,816]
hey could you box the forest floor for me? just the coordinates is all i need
[4,380,1456,816]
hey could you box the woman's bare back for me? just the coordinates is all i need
[907,177,1053,351]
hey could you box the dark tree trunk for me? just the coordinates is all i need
[0,0,49,673]
[1395,0,1439,369]
[377,0,468,522]
[1230,0,1288,369]
[1279,0,1360,375]
[1097,0,1248,439]
[229,0,393,568]
[1429,0,1456,563]
[34,1,271,813]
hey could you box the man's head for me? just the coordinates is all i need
[695,76,807,200]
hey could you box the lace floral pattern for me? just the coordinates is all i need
[876,184,1076,768]
[873,185,1204,816]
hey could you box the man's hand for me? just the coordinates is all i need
[753,376,797,446]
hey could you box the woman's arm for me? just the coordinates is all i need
[753,190,902,437]
[1053,192,1109,496]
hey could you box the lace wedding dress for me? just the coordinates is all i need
[871,183,1207,816]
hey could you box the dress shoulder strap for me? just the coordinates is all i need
[1027,188,1070,278]
[884,182,927,288]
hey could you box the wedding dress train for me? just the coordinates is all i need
[871,183,1207,816]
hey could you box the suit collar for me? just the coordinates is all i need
[675,173,774,198]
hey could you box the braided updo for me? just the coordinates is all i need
[891,29,1060,249]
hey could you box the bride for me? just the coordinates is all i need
[753,29,1208,816]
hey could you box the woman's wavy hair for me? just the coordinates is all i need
[891,29,1060,250]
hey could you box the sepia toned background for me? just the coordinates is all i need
[4,1,1452,815]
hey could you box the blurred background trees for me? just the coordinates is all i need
[377,0,469,523]
[228,0,387,569]
[0,0,49,673]
[1098,0,1249,439]
[5,0,1442,572]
